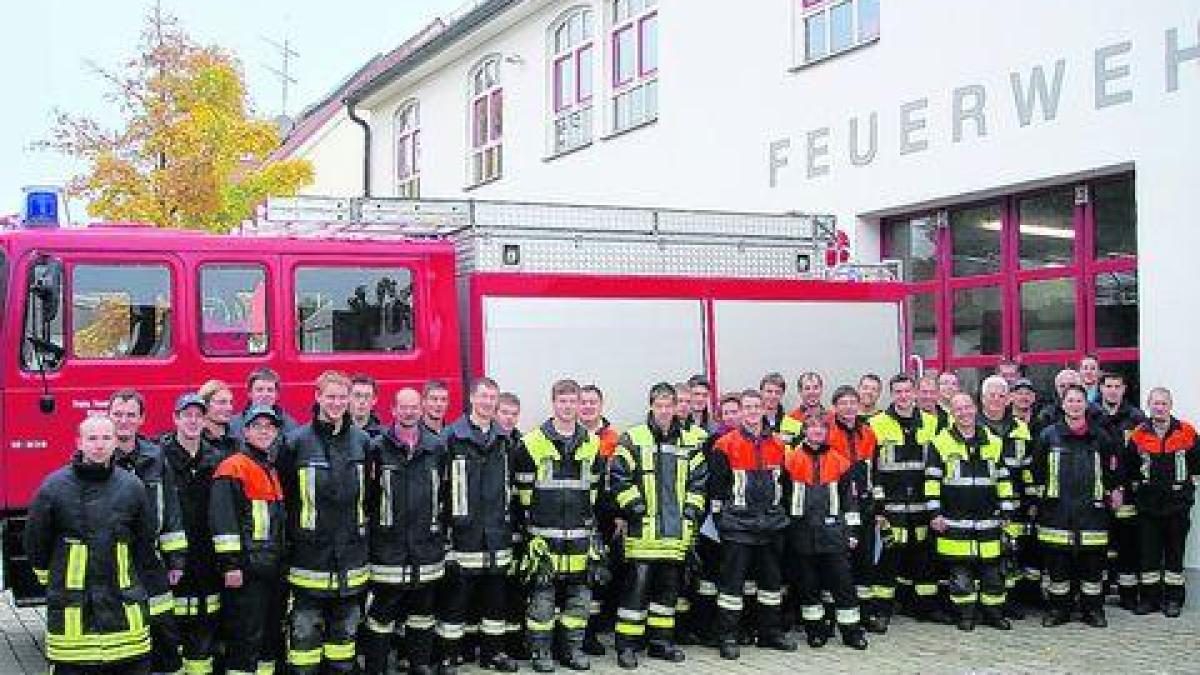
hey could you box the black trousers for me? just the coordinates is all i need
[794,551,860,632]
[1112,513,1141,604]
[147,614,181,674]
[1044,547,1106,612]
[50,656,151,675]
[527,575,591,650]
[287,590,364,674]
[614,561,681,649]
[439,570,508,659]
[716,538,783,642]
[1140,511,1192,606]
[852,508,878,612]
[175,604,218,674]
[872,528,937,615]
[686,535,721,638]
[222,575,284,675]
[944,559,1005,621]
[364,582,437,673]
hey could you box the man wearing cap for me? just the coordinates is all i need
[161,393,225,674]
[210,405,287,675]
[277,370,372,674]
[1010,379,1038,427]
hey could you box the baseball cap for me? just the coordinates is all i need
[1012,378,1036,392]
[174,393,207,414]
[243,405,281,427]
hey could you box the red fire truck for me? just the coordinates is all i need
[0,194,905,601]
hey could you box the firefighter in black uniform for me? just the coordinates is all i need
[926,393,1016,632]
[277,371,372,673]
[781,414,869,650]
[514,379,603,672]
[1033,384,1119,628]
[439,377,520,674]
[362,389,449,675]
[108,389,186,672]
[210,405,287,675]
[609,383,708,669]
[26,415,164,675]
[867,374,942,623]
[708,390,796,660]
[351,373,387,439]
[199,379,241,459]
[161,393,225,674]
[1093,371,1147,610]
[1127,387,1199,617]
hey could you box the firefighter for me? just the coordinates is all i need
[1127,387,1199,617]
[1092,371,1147,610]
[422,379,452,434]
[917,373,949,433]
[107,390,186,673]
[228,367,300,438]
[687,374,715,432]
[682,392,741,646]
[793,371,826,423]
[978,376,1035,620]
[514,379,603,672]
[26,416,163,675]
[438,376,519,674]
[1079,354,1102,404]
[995,359,1023,388]
[199,379,240,459]
[161,393,225,674]
[210,405,287,675]
[1008,378,1043,602]
[925,392,1015,632]
[277,370,372,673]
[936,370,960,414]
[857,373,883,419]
[362,389,450,675]
[1033,384,1119,628]
[867,374,941,624]
[708,389,796,660]
[1010,378,1038,428]
[496,391,531,659]
[826,386,882,632]
[609,382,708,669]
[579,384,621,657]
[1032,369,1082,438]
[759,372,788,432]
[782,413,869,650]
[350,373,386,439]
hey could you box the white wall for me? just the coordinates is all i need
[345,1,1200,561]
[293,112,365,197]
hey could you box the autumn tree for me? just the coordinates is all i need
[41,5,312,232]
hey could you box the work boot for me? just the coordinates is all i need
[1164,602,1183,618]
[647,642,685,662]
[582,633,606,656]
[840,626,868,651]
[1081,608,1107,628]
[560,647,590,671]
[718,640,740,660]
[532,648,556,673]
[803,621,828,648]
[617,647,638,669]
[1041,609,1070,627]
[863,614,889,634]
[480,652,520,672]
[757,631,798,652]
[956,617,975,632]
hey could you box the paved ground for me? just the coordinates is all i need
[2,593,1196,674]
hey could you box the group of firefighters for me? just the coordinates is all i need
[24,359,1199,675]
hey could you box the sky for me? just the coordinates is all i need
[0,0,466,219]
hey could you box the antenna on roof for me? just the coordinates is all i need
[262,34,300,117]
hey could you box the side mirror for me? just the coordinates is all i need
[31,256,63,321]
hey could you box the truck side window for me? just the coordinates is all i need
[295,266,415,353]
[72,264,172,359]
[199,265,269,356]
[21,259,65,372]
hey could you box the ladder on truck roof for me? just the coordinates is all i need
[245,195,901,281]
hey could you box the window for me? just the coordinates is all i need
[794,0,880,67]
[610,0,657,133]
[468,56,503,187]
[882,215,937,282]
[21,258,65,371]
[295,266,414,353]
[394,101,421,198]
[72,264,172,359]
[200,265,268,356]
[550,7,595,155]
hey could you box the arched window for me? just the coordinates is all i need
[468,55,503,186]
[394,100,420,197]
[549,6,594,155]
[610,0,657,133]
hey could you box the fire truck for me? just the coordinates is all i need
[0,191,905,602]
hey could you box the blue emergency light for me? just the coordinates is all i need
[22,187,62,228]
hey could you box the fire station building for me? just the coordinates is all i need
[282,2,1200,564]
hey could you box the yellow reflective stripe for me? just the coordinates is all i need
[614,487,640,508]
[65,542,87,590]
[148,593,174,617]
[560,614,587,629]
[996,479,1014,499]
[324,641,356,661]
[1093,454,1104,501]
[641,446,657,518]
[924,479,941,497]
[298,467,317,529]
[685,492,706,510]
[251,500,269,540]
[159,531,188,553]
[288,646,323,666]
[47,626,151,663]
[674,449,688,518]
[1047,452,1060,499]
[34,568,49,585]
[647,615,673,628]
[615,622,646,636]
[213,534,242,553]
[124,602,145,632]
[64,606,83,638]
